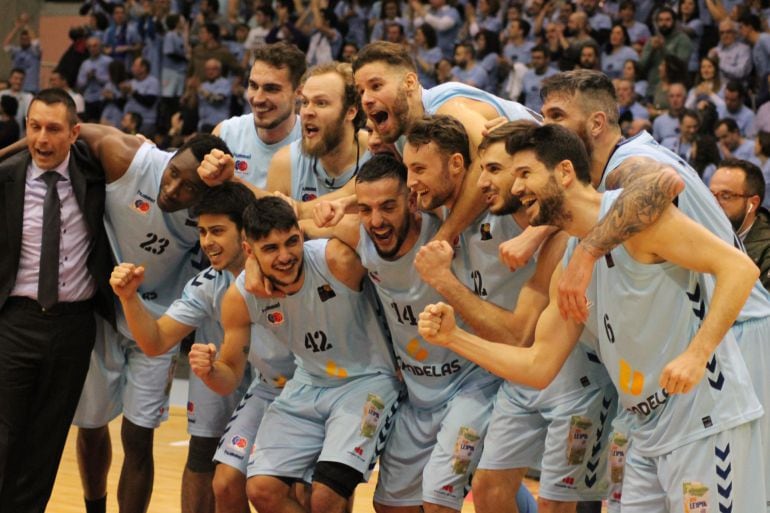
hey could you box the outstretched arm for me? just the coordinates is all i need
[418,263,583,388]
[559,156,685,322]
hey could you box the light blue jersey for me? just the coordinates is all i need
[602,130,770,322]
[105,143,201,337]
[240,239,396,386]
[461,212,613,403]
[590,190,762,457]
[421,82,542,122]
[288,139,371,202]
[357,214,496,409]
[218,114,302,188]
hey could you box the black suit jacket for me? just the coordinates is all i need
[0,140,115,326]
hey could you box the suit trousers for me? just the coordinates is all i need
[0,297,97,513]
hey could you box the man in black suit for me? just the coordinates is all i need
[0,88,115,513]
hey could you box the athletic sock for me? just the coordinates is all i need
[85,495,107,513]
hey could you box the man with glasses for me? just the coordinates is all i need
[710,158,770,290]
[709,19,752,84]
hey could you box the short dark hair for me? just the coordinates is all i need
[30,88,79,126]
[406,115,471,170]
[10,68,26,77]
[715,117,739,133]
[191,181,256,231]
[478,121,523,153]
[356,153,407,186]
[417,24,437,49]
[739,13,761,32]
[540,70,618,124]
[725,79,746,97]
[657,6,676,19]
[174,133,231,162]
[251,42,307,89]
[203,22,220,40]
[0,95,19,117]
[353,41,417,74]
[718,158,765,202]
[680,108,700,124]
[530,44,551,60]
[242,196,299,241]
[125,111,143,129]
[503,121,592,184]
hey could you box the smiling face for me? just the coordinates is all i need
[300,72,350,158]
[404,141,458,211]
[355,62,414,143]
[197,213,245,273]
[26,100,80,170]
[478,141,522,215]
[247,61,297,130]
[158,149,206,212]
[249,227,304,290]
[356,177,414,259]
[510,149,570,227]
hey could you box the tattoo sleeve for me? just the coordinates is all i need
[580,157,685,258]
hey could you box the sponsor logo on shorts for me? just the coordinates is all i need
[566,416,592,465]
[683,482,709,513]
[437,484,457,498]
[229,435,249,455]
[187,401,196,422]
[452,427,479,475]
[556,476,576,489]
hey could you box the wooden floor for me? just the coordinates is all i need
[48,406,545,512]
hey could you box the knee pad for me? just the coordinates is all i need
[186,436,219,473]
[313,461,363,500]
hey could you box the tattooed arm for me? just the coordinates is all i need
[557,157,686,322]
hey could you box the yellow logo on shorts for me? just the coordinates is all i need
[683,482,709,513]
[619,359,644,396]
[406,338,429,361]
[326,360,348,378]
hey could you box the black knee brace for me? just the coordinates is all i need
[313,461,363,500]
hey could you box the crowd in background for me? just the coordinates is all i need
[1,0,770,195]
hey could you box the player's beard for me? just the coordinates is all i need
[371,212,411,259]
[381,86,411,144]
[532,174,572,227]
[302,108,347,158]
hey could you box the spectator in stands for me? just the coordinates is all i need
[0,95,19,147]
[77,37,113,122]
[245,5,275,50]
[370,0,407,42]
[0,69,32,136]
[677,0,704,74]
[410,0,463,59]
[639,7,693,94]
[464,0,502,38]
[720,80,756,136]
[686,55,725,111]
[709,19,752,83]
[522,45,557,112]
[473,29,501,86]
[691,133,721,182]
[120,111,143,134]
[384,22,409,47]
[652,81,688,142]
[576,40,601,70]
[3,13,41,93]
[716,117,759,162]
[662,108,700,159]
[266,0,309,52]
[756,132,770,204]
[451,41,490,89]
[86,11,109,42]
[102,4,142,69]
[340,42,358,63]
[100,59,128,127]
[190,0,231,46]
[502,18,535,66]
[622,58,648,99]
[189,22,241,81]
[49,71,86,118]
[649,55,688,114]
[412,24,443,88]
[710,159,770,289]
[197,58,231,132]
[617,1,650,52]
[616,77,649,126]
[435,57,454,85]
[160,14,189,132]
[581,0,611,44]
[122,56,160,136]
[601,23,638,79]
[739,13,770,104]
[562,11,596,70]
